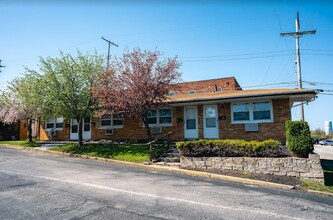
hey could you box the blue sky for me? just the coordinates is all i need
[0,0,332,130]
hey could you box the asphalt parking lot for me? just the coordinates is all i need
[1,147,333,220]
[314,144,333,160]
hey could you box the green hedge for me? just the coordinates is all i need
[286,120,313,158]
[176,139,285,157]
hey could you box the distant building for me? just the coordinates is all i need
[324,121,332,135]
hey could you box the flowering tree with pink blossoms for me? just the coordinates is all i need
[94,48,182,144]
[0,73,44,143]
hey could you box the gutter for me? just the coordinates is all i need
[167,90,316,106]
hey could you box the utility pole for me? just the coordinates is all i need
[280,12,316,121]
[101,37,118,70]
[0,60,5,73]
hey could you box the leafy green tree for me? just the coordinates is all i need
[0,73,44,143]
[31,51,104,146]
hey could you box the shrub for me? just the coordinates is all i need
[286,120,313,158]
[176,139,284,157]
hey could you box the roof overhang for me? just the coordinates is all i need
[167,89,317,106]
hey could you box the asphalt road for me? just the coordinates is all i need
[0,147,332,220]
[314,144,333,160]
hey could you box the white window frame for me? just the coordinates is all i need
[45,117,64,131]
[146,108,173,127]
[187,90,196,94]
[99,115,124,129]
[231,101,273,124]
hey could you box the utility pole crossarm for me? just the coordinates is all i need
[101,37,118,47]
[0,60,5,73]
[101,36,118,70]
[280,30,316,37]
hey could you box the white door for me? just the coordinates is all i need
[82,118,91,140]
[203,105,219,139]
[184,106,198,139]
[70,118,91,140]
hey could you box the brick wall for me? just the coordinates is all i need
[39,119,70,141]
[19,120,28,140]
[180,154,324,183]
[34,98,290,143]
[91,107,184,141]
[218,99,290,143]
[176,77,240,93]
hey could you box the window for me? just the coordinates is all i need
[168,92,175,96]
[147,108,172,126]
[231,101,273,123]
[233,103,250,121]
[253,102,271,120]
[46,118,64,130]
[99,115,123,128]
[159,109,172,124]
[100,115,112,127]
[187,90,196,94]
[147,110,157,124]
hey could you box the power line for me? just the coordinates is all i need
[180,54,291,62]
[280,12,316,121]
[303,49,333,52]
[273,4,297,83]
[303,53,333,56]
[177,50,293,59]
[303,81,333,86]
[319,93,333,96]
[236,81,297,90]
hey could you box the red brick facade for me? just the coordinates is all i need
[176,77,241,93]
[33,98,289,143]
[19,77,312,144]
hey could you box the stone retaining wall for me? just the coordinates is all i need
[180,154,324,183]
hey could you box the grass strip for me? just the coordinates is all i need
[0,141,40,147]
[52,143,150,163]
[300,180,333,194]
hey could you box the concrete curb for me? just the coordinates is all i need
[307,190,333,196]
[1,144,332,195]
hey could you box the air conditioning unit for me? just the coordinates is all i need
[150,127,162,134]
[245,123,259,132]
[48,130,56,137]
[105,129,114,135]
[47,129,56,140]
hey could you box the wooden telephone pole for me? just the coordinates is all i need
[0,60,5,73]
[101,37,118,70]
[280,12,316,121]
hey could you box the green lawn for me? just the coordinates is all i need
[0,140,40,147]
[52,144,150,163]
[301,180,333,194]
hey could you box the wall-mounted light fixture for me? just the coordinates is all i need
[177,118,183,123]
[219,104,227,120]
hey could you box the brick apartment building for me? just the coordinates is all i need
[22,77,316,144]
